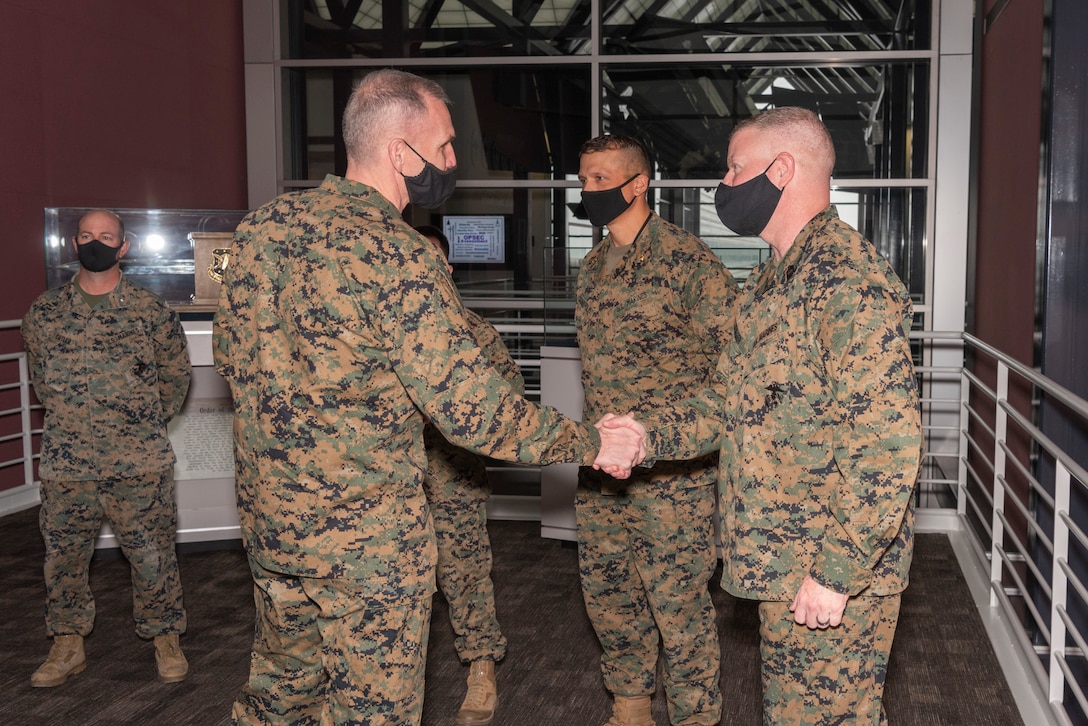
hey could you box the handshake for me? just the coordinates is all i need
[591,413,647,479]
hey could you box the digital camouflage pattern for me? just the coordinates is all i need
[22,274,191,481]
[646,206,921,601]
[575,213,737,725]
[231,557,431,725]
[423,307,524,663]
[38,471,186,638]
[645,207,921,724]
[214,174,600,597]
[214,174,603,723]
[577,214,737,427]
[22,274,190,638]
[758,595,901,726]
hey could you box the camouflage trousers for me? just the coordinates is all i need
[576,464,722,726]
[758,594,901,725]
[230,556,432,726]
[423,430,506,663]
[38,470,186,639]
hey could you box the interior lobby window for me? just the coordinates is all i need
[265,0,936,341]
[281,0,594,58]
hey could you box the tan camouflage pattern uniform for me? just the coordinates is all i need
[22,274,191,639]
[423,307,524,664]
[646,207,922,725]
[576,213,737,725]
[214,175,604,725]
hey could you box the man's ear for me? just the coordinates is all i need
[388,137,409,174]
[634,173,650,196]
[770,152,795,189]
[117,239,131,260]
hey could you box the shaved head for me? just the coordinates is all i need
[78,210,125,241]
[579,134,652,177]
[733,107,836,179]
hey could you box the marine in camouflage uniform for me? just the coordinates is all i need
[576,135,738,726]
[423,307,521,666]
[22,209,191,687]
[641,109,921,725]
[214,70,637,726]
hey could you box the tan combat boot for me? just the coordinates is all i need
[455,660,497,725]
[154,633,189,683]
[604,695,655,726]
[30,634,86,687]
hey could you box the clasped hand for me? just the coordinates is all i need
[790,575,849,630]
[591,413,647,479]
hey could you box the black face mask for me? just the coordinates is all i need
[713,161,783,236]
[580,174,640,227]
[76,238,123,273]
[403,142,457,209]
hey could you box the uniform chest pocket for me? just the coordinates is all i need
[733,331,826,438]
[611,289,674,347]
[100,324,157,387]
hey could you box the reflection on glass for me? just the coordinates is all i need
[281,0,593,59]
[830,187,927,300]
[281,1,929,59]
[283,66,592,181]
[603,0,930,54]
[602,61,928,180]
[43,208,248,309]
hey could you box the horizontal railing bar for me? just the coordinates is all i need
[1057,560,1088,622]
[994,508,1053,592]
[1054,651,1088,724]
[997,439,1057,511]
[965,332,1088,422]
[997,399,1088,495]
[991,580,1053,694]
[1058,513,1088,566]
[963,403,997,442]
[965,458,997,510]
[993,473,1055,554]
[994,545,1051,642]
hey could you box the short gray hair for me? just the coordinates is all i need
[342,69,450,166]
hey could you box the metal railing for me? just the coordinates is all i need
[914,331,1088,725]
[0,320,38,500]
[4,319,1088,723]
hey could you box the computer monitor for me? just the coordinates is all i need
[442,215,506,264]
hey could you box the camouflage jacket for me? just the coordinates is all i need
[461,308,524,395]
[213,175,600,601]
[424,307,524,463]
[577,213,737,484]
[647,207,921,599]
[22,273,191,481]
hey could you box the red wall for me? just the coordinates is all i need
[0,1,248,492]
[972,0,1043,363]
[966,0,1046,554]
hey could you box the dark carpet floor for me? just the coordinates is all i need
[0,506,1023,725]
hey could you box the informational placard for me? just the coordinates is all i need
[167,398,235,481]
[443,215,506,264]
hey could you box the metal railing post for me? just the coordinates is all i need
[990,362,1009,608]
[1050,462,1071,706]
[958,358,970,518]
[19,353,35,487]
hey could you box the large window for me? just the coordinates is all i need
[255,0,937,342]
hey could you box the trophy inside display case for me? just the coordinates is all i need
[190,232,234,308]
[43,208,248,313]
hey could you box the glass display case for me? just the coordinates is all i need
[43,208,249,312]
